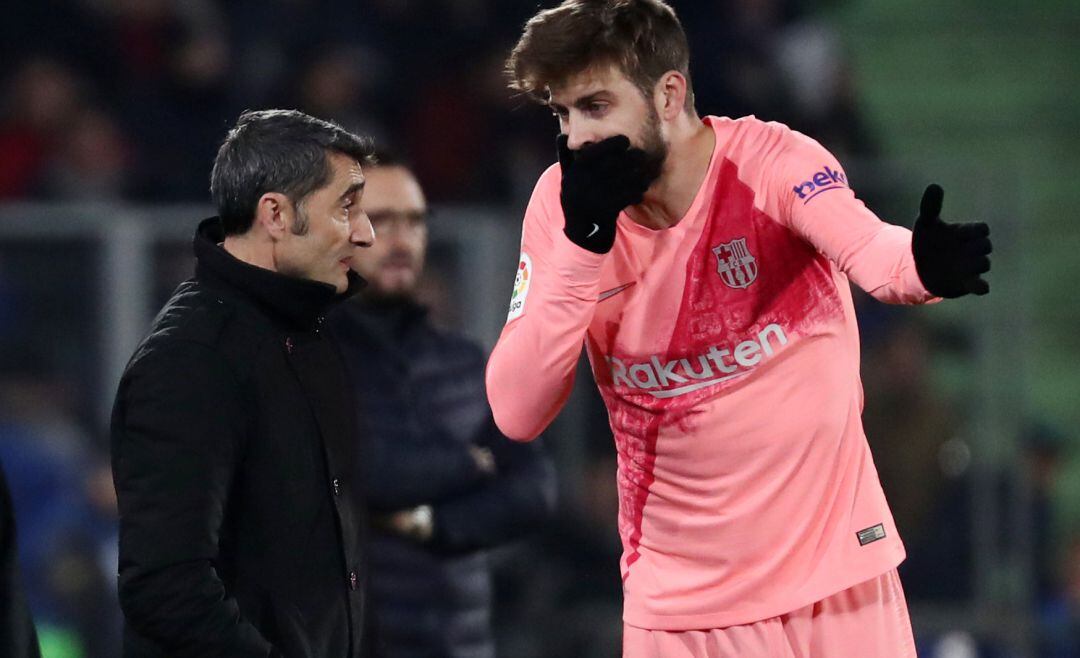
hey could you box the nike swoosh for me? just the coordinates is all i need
[597,282,636,302]
[586,223,600,238]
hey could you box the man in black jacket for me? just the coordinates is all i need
[328,155,556,658]
[111,109,376,658]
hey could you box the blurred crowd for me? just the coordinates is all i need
[1,0,875,207]
[0,1,1076,657]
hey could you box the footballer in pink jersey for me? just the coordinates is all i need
[487,1,992,656]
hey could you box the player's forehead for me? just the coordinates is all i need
[548,63,636,106]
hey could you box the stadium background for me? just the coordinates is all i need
[0,0,1076,656]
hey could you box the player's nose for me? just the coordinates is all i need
[565,120,596,151]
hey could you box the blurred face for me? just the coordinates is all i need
[350,165,428,299]
[549,63,667,173]
[275,151,374,293]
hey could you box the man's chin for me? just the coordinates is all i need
[382,272,418,292]
[325,271,351,294]
[362,275,415,300]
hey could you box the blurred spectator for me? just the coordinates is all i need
[1,3,112,81]
[0,240,99,429]
[1026,423,1072,604]
[773,13,880,159]
[857,306,1066,609]
[1038,531,1080,656]
[60,458,121,658]
[0,0,572,206]
[495,451,623,658]
[328,155,557,657]
[681,1,797,126]
[402,49,509,203]
[41,107,133,201]
[0,458,40,658]
[0,58,81,199]
[1,0,880,206]
[107,0,232,199]
[225,0,350,109]
[0,360,120,658]
[861,315,960,554]
[896,417,1068,608]
[853,299,1057,656]
[682,0,879,160]
[402,46,551,205]
[293,45,389,145]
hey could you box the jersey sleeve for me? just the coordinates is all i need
[772,131,937,305]
[485,164,605,441]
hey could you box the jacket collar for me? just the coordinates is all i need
[193,217,366,331]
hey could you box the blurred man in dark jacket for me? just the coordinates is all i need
[111,109,376,658]
[328,154,556,658]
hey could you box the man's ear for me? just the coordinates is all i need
[656,71,688,121]
[254,192,290,240]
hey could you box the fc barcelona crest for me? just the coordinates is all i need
[712,238,758,289]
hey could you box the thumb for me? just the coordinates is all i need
[916,184,944,229]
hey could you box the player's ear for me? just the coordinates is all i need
[254,192,290,240]
[657,71,687,121]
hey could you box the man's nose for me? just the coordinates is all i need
[565,118,597,151]
[350,212,375,248]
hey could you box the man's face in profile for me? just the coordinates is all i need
[349,165,429,299]
[275,151,372,293]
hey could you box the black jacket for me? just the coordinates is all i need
[111,218,371,658]
[328,300,556,658]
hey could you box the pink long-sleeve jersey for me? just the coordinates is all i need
[486,116,937,630]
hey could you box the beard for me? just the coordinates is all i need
[359,251,422,304]
[635,103,668,190]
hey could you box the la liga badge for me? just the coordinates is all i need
[507,253,532,322]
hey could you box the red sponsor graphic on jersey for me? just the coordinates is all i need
[610,158,845,576]
[602,159,843,414]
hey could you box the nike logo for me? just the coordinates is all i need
[586,223,600,238]
[597,282,636,302]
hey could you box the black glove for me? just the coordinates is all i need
[557,134,654,254]
[911,184,992,298]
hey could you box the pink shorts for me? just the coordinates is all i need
[623,569,916,658]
